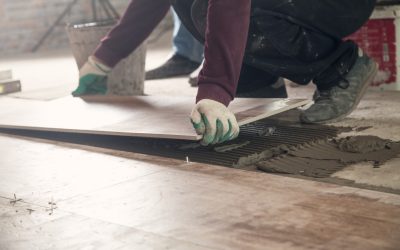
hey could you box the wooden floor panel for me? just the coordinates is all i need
[59,166,400,250]
[0,135,170,205]
[0,201,210,250]
[0,134,399,249]
[0,96,308,140]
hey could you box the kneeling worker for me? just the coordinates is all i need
[72,0,377,146]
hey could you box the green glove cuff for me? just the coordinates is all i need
[72,74,108,97]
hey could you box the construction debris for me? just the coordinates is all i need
[10,194,23,206]
[0,70,21,95]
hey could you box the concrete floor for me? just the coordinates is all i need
[330,90,400,191]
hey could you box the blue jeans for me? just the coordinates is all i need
[172,10,204,64]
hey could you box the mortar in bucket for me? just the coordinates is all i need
[66,20,146,96]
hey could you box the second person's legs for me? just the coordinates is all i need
[172,10,204,64]
[146,9,204,80]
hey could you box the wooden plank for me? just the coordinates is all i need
[0,79,21,95]
[0,96,308,140]
[0,135,399,250]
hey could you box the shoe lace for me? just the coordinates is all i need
[315,74,350,102]
[315,89,332,101]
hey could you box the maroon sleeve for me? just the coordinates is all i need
[196,0,251,106]
[94,0,170,68]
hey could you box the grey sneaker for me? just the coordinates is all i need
[145,54,201,80]
[300,52,378,124]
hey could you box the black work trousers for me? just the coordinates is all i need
[172,0,376,91]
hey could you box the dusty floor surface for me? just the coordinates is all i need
[0,32,399,250]
[271,88,400,192]
[0,32,399,194]
[0,133,399,250]
[329,91,400,191]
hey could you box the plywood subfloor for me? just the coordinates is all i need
[0,96,308,140]
[0,134,399,250]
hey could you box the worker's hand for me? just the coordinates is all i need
[190,99,240,146]
[72,56,111,97]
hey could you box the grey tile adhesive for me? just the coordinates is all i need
[256,136,400,178]
[0,117,398,178]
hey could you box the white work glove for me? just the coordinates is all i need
[72,56,112,97]
[190,99,240,146]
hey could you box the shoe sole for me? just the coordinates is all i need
[302,60,378,124]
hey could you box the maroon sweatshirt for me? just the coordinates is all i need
[94,0,251,106]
